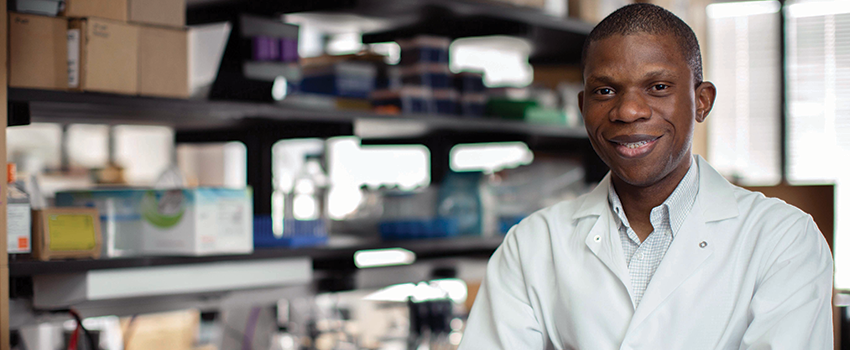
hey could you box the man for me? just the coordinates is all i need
[458,3,833,349]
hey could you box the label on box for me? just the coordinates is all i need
[47,214,97,251]
[67,29,80,88]
[8,203,31,253]
[217,200,248,237]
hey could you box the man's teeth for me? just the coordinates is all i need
[621,140,649,149]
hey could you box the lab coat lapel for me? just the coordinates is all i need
[626,156,739,331]
[580,175,633,295]
[627,200,713,329]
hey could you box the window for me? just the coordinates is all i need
[785,0,850,289]
[785,0,850,184]
[706,0,782,185]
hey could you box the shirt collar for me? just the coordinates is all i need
[607,156,700,236]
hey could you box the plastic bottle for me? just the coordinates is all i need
[290,153,328,237]
[7,163,31,256]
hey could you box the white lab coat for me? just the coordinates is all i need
[459,156,833,350]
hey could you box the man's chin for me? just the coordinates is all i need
[611,169,663,189]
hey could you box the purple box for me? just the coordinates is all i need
[267,37,281,61]
[252,36,272,61]
[252,36,281,61]
[280,38,299,63]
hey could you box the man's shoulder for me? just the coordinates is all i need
[722,184,825,256]
[508,192,594,242]
[726,184,813,226]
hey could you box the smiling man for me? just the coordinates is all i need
[458,3,833,349]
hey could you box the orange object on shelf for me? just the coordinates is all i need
[7,163,16,183]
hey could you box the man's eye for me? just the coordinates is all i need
[652,84,669,91]
[596,88,614,95]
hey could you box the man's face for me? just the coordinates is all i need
[579,33,715,188]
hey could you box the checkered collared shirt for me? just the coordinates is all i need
[608,157,699,308]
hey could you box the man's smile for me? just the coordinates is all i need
[607,134,662,158]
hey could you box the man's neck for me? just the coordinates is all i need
[611,154,693,241]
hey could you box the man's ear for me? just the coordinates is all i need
[695,82,716,123]
[578,90,585,116]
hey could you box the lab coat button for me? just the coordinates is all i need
[594,235,601,242]
[700,241,708,248]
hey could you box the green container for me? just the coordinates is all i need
[485,98,538,120]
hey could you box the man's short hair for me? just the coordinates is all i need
[580,3,703,85]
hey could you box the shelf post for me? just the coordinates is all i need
[1,0,9,347]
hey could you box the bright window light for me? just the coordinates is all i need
[326,32,364,55]
[6,123,63,172]
[706,0,782,185]
[410,281,448,302]
[114,125,174,185]
[450,142,533,173]
[363,279,467,304]
[67,124,109,168]
[363,282,416,302]
[450,36,533,87]
[370,42,401,64]
[432,278,468,304]
[327,137,429,219]
[707,1,780,19]
[354,248,416,268]
[786,0,850,18]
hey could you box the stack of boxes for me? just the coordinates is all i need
[372,36,451,115]
[9,0,190,98]
[371,35,488,117]
[455,71,488,117]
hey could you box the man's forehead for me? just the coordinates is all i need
[583,33,688,78]
[587,32,679,54]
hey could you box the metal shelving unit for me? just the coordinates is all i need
[5,0,598,336]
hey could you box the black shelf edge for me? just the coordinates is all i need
[9,88,588,140]
[8,235,505,277]
[186,0,592,64]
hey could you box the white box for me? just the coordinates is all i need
[140,188,253,256]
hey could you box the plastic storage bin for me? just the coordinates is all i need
[379,218,459,240]
[253,215,327,248]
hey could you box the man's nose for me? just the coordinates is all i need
[610,91,651,123]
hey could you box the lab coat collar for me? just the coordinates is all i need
[572,173,611,220]
[694,155,739,222]
[572,155,739,223]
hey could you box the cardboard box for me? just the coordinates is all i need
[62,0,127,21]
[128,0,185,28]
[121,310,199,350]
[55,189,145,257]
[69,17,139,94]
[8,13,68,90]
[32,208,102,261]
[138,25,189,98]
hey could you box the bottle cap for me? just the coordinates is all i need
[7,163,16,184]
